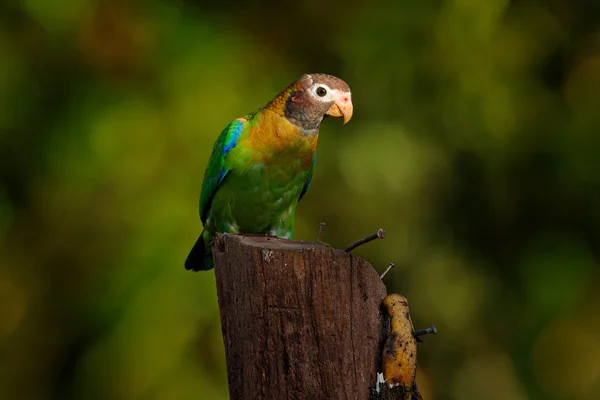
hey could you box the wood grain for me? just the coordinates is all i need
[212,234,388,400]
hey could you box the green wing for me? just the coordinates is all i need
[199,117,248,223]
[299,151,316,201]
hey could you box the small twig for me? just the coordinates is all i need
[379,262,395,280]
[317,222,326,242]
[344,228,386,252]
[414,325,437,338]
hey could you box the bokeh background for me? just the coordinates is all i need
[2,0,600,399]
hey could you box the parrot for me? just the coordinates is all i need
[185,73,353,271]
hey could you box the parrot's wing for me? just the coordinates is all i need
[199,117,248,223]
[298,151,316,201]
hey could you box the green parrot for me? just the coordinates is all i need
[185,73,353,271]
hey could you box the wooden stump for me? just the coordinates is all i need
[212,234,388,400]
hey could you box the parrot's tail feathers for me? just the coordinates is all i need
[185,233,214,271]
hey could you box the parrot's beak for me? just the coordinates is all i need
[326,94,353,124]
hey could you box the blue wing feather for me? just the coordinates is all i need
[199,117,247,223]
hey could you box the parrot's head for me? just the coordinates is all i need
[276,73,353,130]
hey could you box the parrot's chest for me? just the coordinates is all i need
[233,125,315,198]
[212,161,309,234]
[222,141,313,229]
[212,116,317,232]
[234,147,312,202]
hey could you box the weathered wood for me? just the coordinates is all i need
[212,234,388,400]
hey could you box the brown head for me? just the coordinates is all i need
[266,73,353,131]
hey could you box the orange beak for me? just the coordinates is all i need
[326,94,353,124]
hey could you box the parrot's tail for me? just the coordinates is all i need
[185,232,214,271]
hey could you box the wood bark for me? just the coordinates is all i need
[212,234,388,400]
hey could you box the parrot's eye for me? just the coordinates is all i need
[316,87,327,97]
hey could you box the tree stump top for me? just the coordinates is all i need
[213,234,387,400]
[217,234,329,250]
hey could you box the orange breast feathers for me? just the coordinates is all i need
[245,110,317,168]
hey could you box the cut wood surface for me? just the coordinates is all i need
[212,234,388,400]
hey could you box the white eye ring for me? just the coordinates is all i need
[311,83,333,100]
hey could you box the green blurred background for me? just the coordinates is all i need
[1,0,600,399]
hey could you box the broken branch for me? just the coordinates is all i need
[414,325,437,339]
[345,228,386,252]
[379,262,395,280]
[317,222,326,242]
